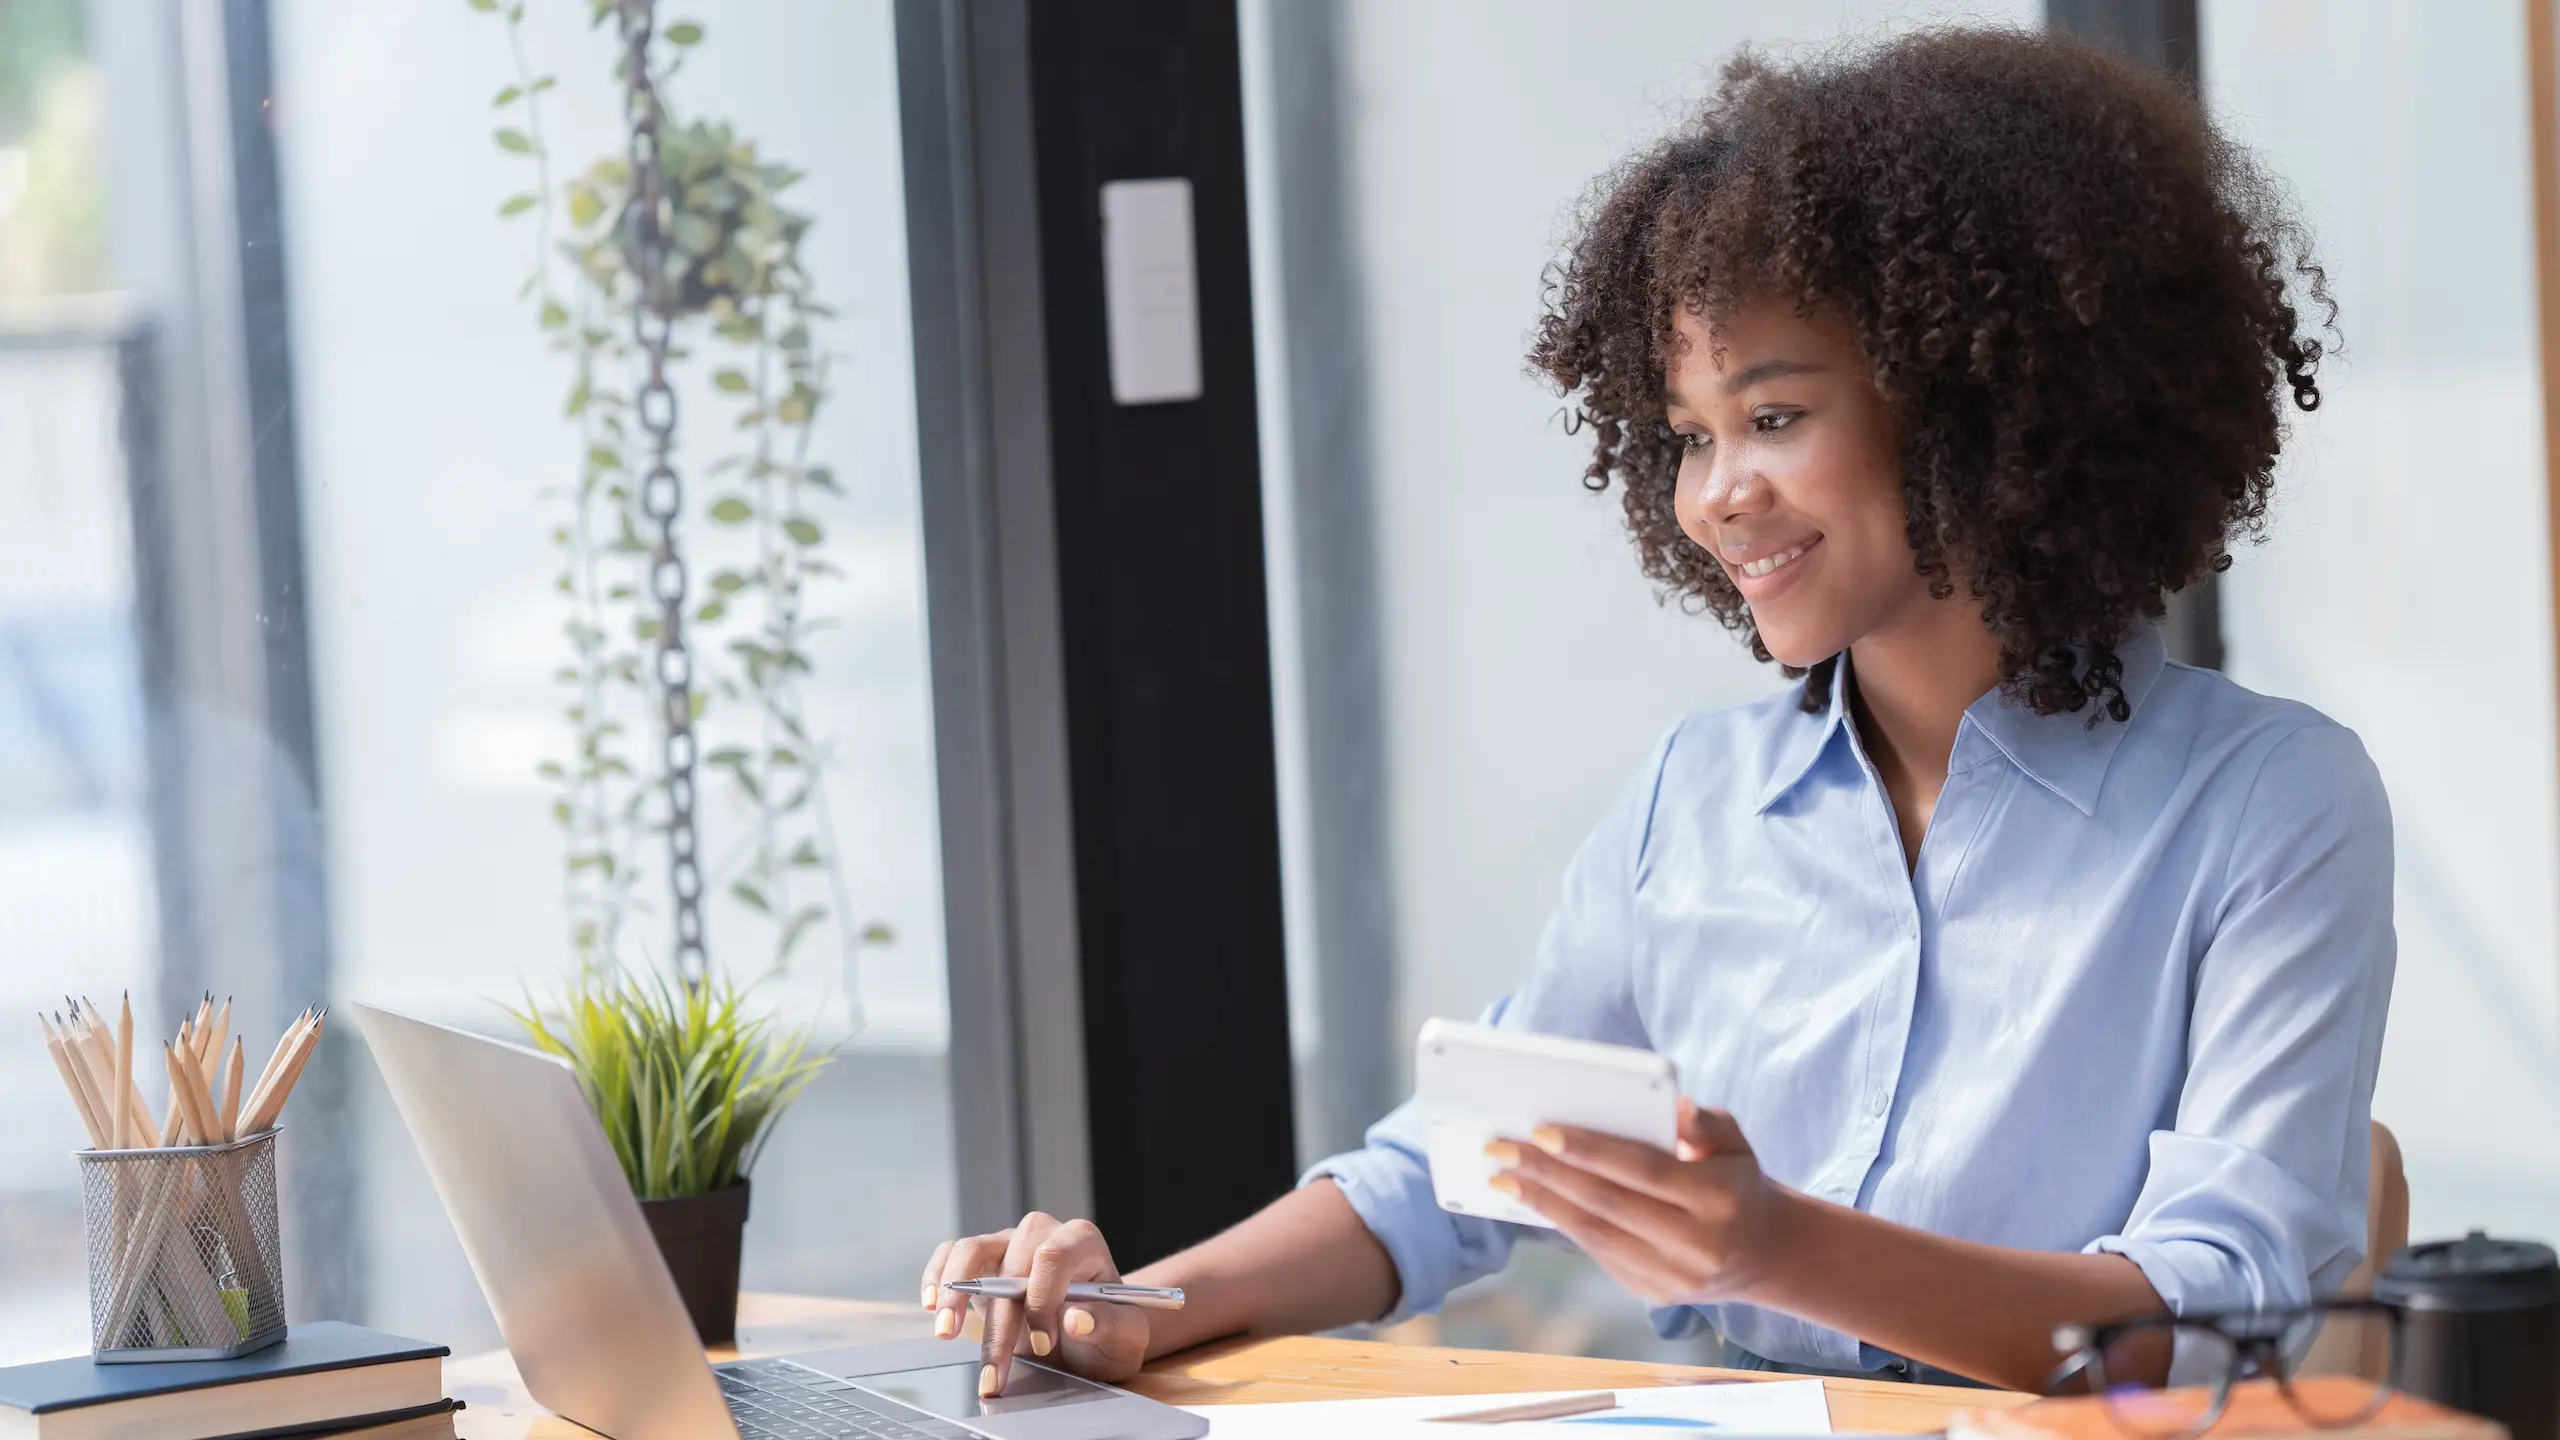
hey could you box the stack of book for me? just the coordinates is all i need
[0,1323,459,1440]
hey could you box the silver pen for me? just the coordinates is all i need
[947,1278,1186,1311]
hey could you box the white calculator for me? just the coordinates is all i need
[1413,1018,1681,1229]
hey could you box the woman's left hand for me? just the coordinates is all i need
[1487,1099,1792,1307]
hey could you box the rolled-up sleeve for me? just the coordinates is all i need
[2089,721,2396,1323]
[1299,725,1677,1321]
[1300,1081,1526,1322]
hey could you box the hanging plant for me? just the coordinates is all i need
[472,0,891,1002]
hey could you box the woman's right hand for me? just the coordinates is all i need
[921,1212,1151,1396]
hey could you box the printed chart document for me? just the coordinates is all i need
[1188,1377,1834,1436]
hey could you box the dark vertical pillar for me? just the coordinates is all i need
[2046,0,2200,82]
[1024,0,1296,1265]
[2047,0,2224,670]
[899,0,1298,1266]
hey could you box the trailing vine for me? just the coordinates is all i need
[473,0,887,1002]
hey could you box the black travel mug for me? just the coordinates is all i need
[2373,1231,2560,1440]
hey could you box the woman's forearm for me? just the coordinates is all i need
[1746,1188,2165,1390]
[1127,1179,1400,1359]
[1118,1166,2162,1387]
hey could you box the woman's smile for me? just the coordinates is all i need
[1721,533,1823,595]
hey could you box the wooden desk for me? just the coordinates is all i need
[447,1293,2030,1437]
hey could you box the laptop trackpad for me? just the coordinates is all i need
[859,1361,1120,1419]
[785,1342,1207,1440]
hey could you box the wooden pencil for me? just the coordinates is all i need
[132,996,151,1138]
[75,999,154,1147]
[184,1010,221,1136]
[220,1038,245,1143]
[1427,1392,1619,1424]
[156,1083,183,1146]
[185,1039,222,1143]
[242,1011,323,1136]
[241,1010,308,1128]
[162,1040,199,1142]
[46,1013,110,1145]
[236,1010,305,1133]
[40,1015,110,1148]
[113,994,133,1149]
[54,1013,116,1146]
[164,1043,211,1144]
[200,997,230,1091]
[167,1018,191,1142]
[251,1011,322,1133]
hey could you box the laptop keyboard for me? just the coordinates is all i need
[716,1358,981,1440]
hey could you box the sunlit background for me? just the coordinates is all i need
[3,0,2554,1370]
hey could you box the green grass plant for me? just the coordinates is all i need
[507,966,830,1199]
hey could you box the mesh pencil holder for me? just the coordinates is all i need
[78,1129,287,1362]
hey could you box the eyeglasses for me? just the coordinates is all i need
[2047,1300,2401,1439]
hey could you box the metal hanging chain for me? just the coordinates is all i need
[616,0,707,983]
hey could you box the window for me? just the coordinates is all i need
[0,0,144,1367]
[3,0,958,1362]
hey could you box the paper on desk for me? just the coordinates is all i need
[1189,1376,1833,1436]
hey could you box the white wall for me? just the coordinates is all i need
[1301,0,2038,1052]
[2207,0,2560,1242]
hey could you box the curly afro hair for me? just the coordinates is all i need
[1528,27,2334,721]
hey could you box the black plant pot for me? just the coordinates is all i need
[639,1181,751,1346]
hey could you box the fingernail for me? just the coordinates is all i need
[1031,1329,1053,1356]
[1676,1141,1703,1162]
[922,1283,938,1308]
[934,1309,958,1340]
[1488,1172,1521,1195]
[1531,1127,1566,1155]
[1482,1139,1521,1166]
[1065,1306,1095,1337]
[979,1365,998,1398]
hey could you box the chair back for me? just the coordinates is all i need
[2298,1119,2409,1379]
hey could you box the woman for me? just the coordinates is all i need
[920,28,2391,1393]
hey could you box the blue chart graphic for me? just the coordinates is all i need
[1556,1417,1719,1429]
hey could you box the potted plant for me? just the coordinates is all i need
[508,966,825,1343]
[467,0,888,1340]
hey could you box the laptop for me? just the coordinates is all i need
[352,1004,1208,1440]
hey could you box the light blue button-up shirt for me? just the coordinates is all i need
[1306,627,2396,1373]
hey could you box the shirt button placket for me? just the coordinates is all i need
[1851,748,1925,1204]
[1861,918,1922,1162]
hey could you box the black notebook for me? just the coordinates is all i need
[0,1322,448,1440]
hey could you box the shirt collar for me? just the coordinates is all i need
[1753,625,2170,818]
[1962,624,2168,816]
[1753,657,1857,813]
